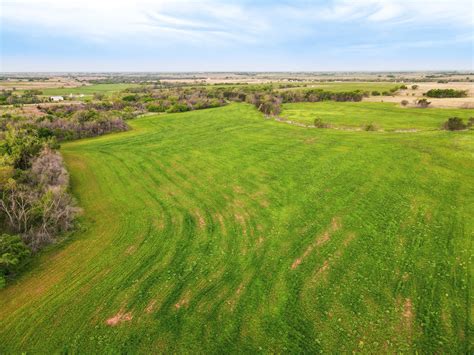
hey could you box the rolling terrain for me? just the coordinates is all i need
[281,102,474,130]
[0,103,472,353]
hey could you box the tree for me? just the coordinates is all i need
[0,234,30,288]
[2,126,46,170]
[425,89,467,98]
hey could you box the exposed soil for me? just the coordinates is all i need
[106,311,133,326]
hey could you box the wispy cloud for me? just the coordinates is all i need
[1,0,473,71]
[3,0,472,43]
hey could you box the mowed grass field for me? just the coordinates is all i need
[0,103,472,353]
[281,102,474,131]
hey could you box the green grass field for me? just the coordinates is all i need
[0,103,472,353]
[281,102,474,130]
[40,83,139,96]
[278,82,401,93]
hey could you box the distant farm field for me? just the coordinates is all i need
[279,82,400,93]
[0,103,472,353]
[281,102,474,130]
[40,83,139,96]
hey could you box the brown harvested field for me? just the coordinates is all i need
[364,81,474,108]
[0,77,82,90]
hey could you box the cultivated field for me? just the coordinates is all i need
[280,102,474,131]
[0,103,472,353]
[364,82,474,109]
[40,83,139,96]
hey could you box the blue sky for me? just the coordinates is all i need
[1,0,473,72]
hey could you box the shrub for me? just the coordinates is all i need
[443,117,467,131]
[416,98,431,108]
[0,234,30,288]
[146,104,165,112]
[93,93,105,101]
[258,96,281,116]
[313,118,328,128]
[167,103,189,113]
[400,85,408,90]
[371,91,381,96]
[411,85,419,90]
[364,123,377,131]
[122,95,138,102]
[401,100,409,106]
[425,89,467,98]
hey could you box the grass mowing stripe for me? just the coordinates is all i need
[0,103,471,353]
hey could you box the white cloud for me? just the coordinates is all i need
[1,0,472,45]
[1,0,267,44]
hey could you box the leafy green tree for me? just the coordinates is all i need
[2,126,45,170]
[0,234,30,288]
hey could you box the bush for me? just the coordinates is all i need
[122,95,138,102]
[364,123,377,131]
[93,93,105,101]
[371,91,381,96]
[425,89,467,98]
[0,234,30,288]
[401,100,409,106]
[313,118,328,128]
[400,85,408,90]
[411,85,419,90]
[416,98,431,108]
[443,117,467,131]
[146,104,165,112]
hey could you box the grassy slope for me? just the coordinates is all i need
[281,102,474,130]
[0,103,472,353]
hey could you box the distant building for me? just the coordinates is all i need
[50,96,64,102]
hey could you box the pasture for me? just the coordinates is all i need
[278,82,400,93]
[0,103,472,353]
[40,83,139,96]
[281,102,474,130]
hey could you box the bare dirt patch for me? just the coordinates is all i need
[175,296,190,310]
[106,311,133,326]
[291,217,341,270]
[364,82,474,108]
[145,300,157,314]
[195,210,206,229]
[403,298,413,325]
[125,245,137,255]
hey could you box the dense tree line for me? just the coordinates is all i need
[425,89,468,98]
[0,89,44,105]
[0,127,79,287]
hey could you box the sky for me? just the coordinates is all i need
[1,0,473,72]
